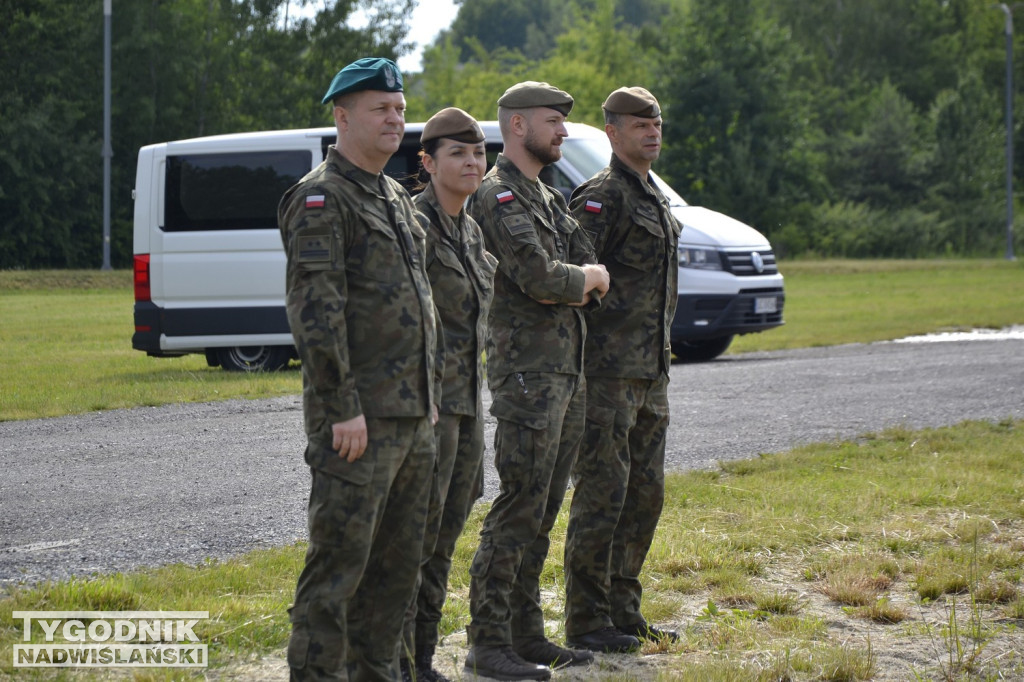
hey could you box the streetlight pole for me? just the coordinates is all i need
[102,0,112,270]
[996,3,1017,260]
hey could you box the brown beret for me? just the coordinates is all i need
[602,86,661,118]
[421,107,485,144]
[497,81,574,117]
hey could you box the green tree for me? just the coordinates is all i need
[0,0,412,269]
[658,0,823,238]
[0,0,104,268]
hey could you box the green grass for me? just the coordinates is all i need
[2,259,1023,421]
[3,419,1022,679]
[731,258,1024,353]
[2,261,1023,679]
[0,270,302,421]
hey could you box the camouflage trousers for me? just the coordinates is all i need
[468,371,586,646]
[288,416,435,682]
[564,375,669,637]
[402,411,485,658]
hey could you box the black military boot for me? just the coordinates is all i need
[399,656,415,682]
[414,640,451,682]
[618,620,680,643]
[512,636,593,669]
[566,626,640,653]
[464,645,551,681]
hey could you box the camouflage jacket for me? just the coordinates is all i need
[278,146,439,450]
[570,153,680,378]
[468,154,597,383]
[415,182,497,416]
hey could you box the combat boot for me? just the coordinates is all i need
[566,626,640,653]
[464,645,551,681]
[512,636,593,669]
[618,620,680,643]
[414,641,451,682]
[399,656,415,682]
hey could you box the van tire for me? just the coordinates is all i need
[671,335,734,363]
[216,345,293,372]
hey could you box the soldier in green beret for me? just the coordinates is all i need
[278,56,442,681]
[462,81,610,681]
[563,86,681,654]
[399,107,496,682]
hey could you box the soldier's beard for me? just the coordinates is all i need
[524,126,562,166]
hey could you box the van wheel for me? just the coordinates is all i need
[216,345,292,372]
[671,335,734,363]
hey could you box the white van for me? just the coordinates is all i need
[132,122,784,370]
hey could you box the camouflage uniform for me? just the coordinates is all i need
[466,153,597,647]
[564,153,680,638]
[403,182,497,658]
[280,145,439,681]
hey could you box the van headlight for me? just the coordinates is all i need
[678,246,723,270]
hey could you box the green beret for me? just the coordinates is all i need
[602,86,661,118]
[421,107,485,144]
[497,81,574,117]
[322,57,403,105]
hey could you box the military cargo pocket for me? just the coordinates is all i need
[489,392,550,479]
[304,439,374,485]
[489,393,549,430]
[286,603,310,669]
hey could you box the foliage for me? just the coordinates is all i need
[5,0,1024,266]
[0,0,413,270]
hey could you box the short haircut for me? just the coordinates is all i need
[604,110,623,127]
[332,91,360,111]
[497,106,515,137]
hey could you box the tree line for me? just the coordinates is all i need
[2,0,1021,269]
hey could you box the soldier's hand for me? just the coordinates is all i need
[332,415,368,462]
[580,263,610,299]
[431,403,439,426]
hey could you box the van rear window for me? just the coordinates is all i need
[164,151,311,231]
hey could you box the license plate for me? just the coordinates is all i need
[754,297,777,314]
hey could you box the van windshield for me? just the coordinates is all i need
[560,135,688,208]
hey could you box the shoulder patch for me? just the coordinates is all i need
[584,200,603,214]
[297,231,332,263]
[495,190,515,204]
[305,194,325,209]
[501,213,534,237]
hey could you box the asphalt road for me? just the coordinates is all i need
[2,336,1022,587]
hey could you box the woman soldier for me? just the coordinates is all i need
[401,108,497,682]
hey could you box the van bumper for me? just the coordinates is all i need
[671,287,785,341]
[132,302,291,356]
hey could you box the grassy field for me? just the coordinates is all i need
[2,259,1022,421]
[1,261,1022,680]
[1,420,1022,680]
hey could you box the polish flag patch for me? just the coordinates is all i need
[584,200,603,214]
[496,190,515,204]
[306,194,325,209]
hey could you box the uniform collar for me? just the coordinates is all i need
[418,182,463,241]
[610,153,658,196]
[327,145,389,198]
[494,154,544,200]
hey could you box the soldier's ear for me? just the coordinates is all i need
[333,106,348,131]
[421,152,437,175]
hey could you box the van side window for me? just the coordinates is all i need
[164,151,311,231]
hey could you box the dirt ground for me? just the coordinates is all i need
[215,569,1024,681]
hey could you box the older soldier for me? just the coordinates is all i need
[463,82,609,681]
[400,108,496,682]
[279,57,440,681]
[564,87,681,654]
